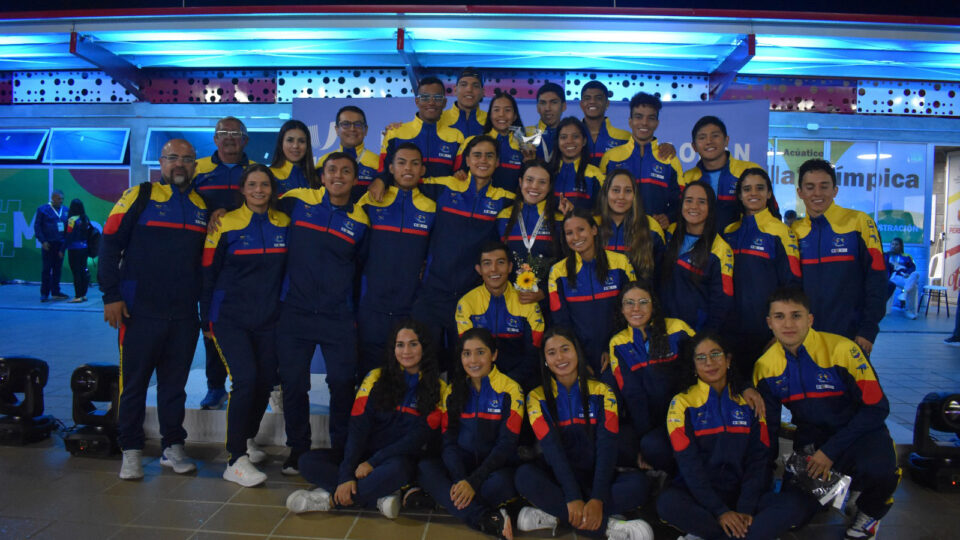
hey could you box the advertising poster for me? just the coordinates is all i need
[945,151,960,295]
[0,166,129,283]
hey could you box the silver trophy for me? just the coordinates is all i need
[511,126,544,159]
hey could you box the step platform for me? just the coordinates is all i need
[144,369,330,447]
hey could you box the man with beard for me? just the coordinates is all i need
[99,139,208,480]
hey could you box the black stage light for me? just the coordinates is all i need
[0,356,55,445]
[64,363,120,457]
[909,391,960,492]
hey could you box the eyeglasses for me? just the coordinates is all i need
[337,121,367,130]
[160,155,196,165]
[622,298,651,308]
[215,130,245,139]
[694,351,725,364]
[416,93,445,103]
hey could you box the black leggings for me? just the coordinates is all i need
[68,248,89,298]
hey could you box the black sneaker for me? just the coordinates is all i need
[944,336,960,347]
[402,487,436,510]
[282,448,305,476]
[479,508,511,539]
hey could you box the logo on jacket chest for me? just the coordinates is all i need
[650,163,666,180]
[729,407,749,428]
[439,144,453,160]
[750,236,768,253]
[829,235,849,255]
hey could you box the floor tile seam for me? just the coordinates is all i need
[342,512,361,539]
[264,508,291,538]
[105,523,200,538]
[15,517,55,538]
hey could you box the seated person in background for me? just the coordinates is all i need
[659,331,811,540]
[884,237,918,320]
[754,287,899,540]
[286,321,443,519]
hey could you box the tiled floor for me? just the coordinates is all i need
[1,283,960,539]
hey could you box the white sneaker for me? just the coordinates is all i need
[160,443,197,474]
[606,517,654,540]
[246,438,267,464]
[517,506,558,533]
[119,449,144,480]
[223,455,267,487]
[845,511,880,539]
[376,492,401,519]
[677,535,706,540]
[286,488,331,514]
[905,311,918,320]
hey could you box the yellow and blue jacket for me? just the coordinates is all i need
[497,200,563,264]
[440,102,487,139]
[200,204,289,329]
[455,284,545,390]
[379,116,464,181]
[357,186,436,315]
[600,214,666,262]
[419,174,515,296]
[278,187,369,315]
[792,203,887,342]
[667,380,772,516]
[723,208,802,338]
[459,130,524,192]
[441,367,524,490]
[340,368,445,484]
[99,182,207,319]
[548,251,637,370]
[753,328,888,461]
[600,138,684,222]
[317,143,379,203]
[683,154,762,232]
[193,151,251,212]
[585,117,631,166]
[527,378,619,503]
[270,160,312,195]
[661,227,734,332]
[608,318,694,436]
[554,158,605,211]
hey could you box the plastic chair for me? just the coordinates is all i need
[919,252,950,317]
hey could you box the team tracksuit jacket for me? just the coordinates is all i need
[193,152,251,212]
[753,328,898,519]
[683,154,762,232]
[600,138,684,222]
[417,367,523,528]
[379,116,464,181]
[455,284,545,391]
[723,208,802,341]
[660,230,735,332]
[440,103,487,139]
[792,203,887,343]
[585,117,631,166]
[269,160,312,195]
[554,159,605,212]
[548,251,638,373]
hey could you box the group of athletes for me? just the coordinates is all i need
[98,68,898,540]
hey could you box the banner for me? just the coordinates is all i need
[945,151,960,295]
[0,167,129,283]
[294,97,770,171]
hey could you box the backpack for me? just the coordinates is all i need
[86,223,101,257]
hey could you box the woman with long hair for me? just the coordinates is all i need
[548,117,605,212]
[658,332,804,540]
[722,168,801,377]
[606,281,693,473]
[416,328,521,538]
[287,320,443,519]
[457,92,528,192]
[269,119,318,194]
[497,159,563,304]
[659,180,734,332]
[201,164,289,487]
[515,327,653,539]
[595,169,664,282]
[547,207,636,374]
[65,198,91,302]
